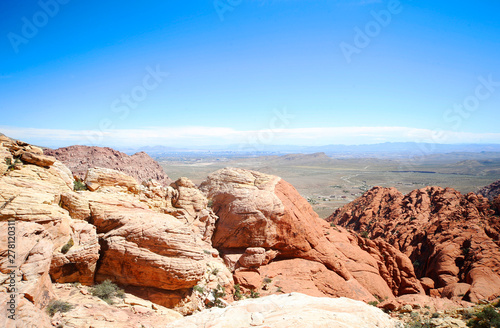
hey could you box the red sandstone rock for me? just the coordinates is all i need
[329,186,500,302]
[200,168,423,302]
[478,179,500,201]
[45,145,171,186]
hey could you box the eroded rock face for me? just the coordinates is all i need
[84,167,140,192]
[45,145,171,186]
[59,187,211,309]
[329,186,500,302]
[165,293,402,328]
[49,283,183,328]
[0,221,54,328]
[478,179,500,201]
[200,168,422,302]
[200,169,349,276]
[0,136,101,288]
[94,210,205,290]
[49,220,100,285]
[0,136,224,317]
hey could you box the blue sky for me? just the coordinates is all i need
[0,0,499,148]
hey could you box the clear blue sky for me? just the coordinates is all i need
[1,0,499,148]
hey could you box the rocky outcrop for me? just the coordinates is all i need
[45,145,171,186]
[0,135,215,322]
[478,179,500,201]
[49,220,100,285]
[94,209,205,291]
[84,167,140,192]
[328,186,500,303]
[165,293,402,328]
[0,136,100,287]
[48,283,183,328]
[0,221,54,328]
[200,168,423,302]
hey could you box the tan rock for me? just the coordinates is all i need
[171,177,208,220]
[21,152,56,167]
[95,211,205,290]
[430,317,467,328]
[84,167,139,192]
[60,192,91,221]
[45,283,182,328]
[50,220,100,285]
[238,247,267,268]
[0,221,54,327]
[165,293,402,328]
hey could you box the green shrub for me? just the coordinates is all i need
[234,284,243,301]
[263,277,272,284]
[361,230,369,238]
[73,179,87,191]
[405,317,432,328]
[249,289,260,299]
[61,238,74,254]
[467,306,500,328]
[4,158,22,171]
[91,280,125,304]
[368,301,379,306]
[46,300,73,317]
[207,199,214,207]
[193,285,205,294]
[207,284,226,308]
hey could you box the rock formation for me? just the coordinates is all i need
[0,135,227,325]
[200,168,423,302]
[478,179,500,201]
[328,186,500,303]
[165,292,402,328]
[45,145,171,186]
[1,134,491,326]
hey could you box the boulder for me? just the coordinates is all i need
[84,167,140,192]
[165,293,402,328]
[200,168,422,302]
[20,152,56,167]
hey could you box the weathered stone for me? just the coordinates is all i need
[165,293,402,328]
[21,152,56,167]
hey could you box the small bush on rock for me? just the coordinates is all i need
[233,284,243,301]
[61,238,74,254]
[73,179,87,191]
[46,300,73,317]
[91,280,125,304]
[467,306,500,328]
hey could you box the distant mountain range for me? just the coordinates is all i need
[118,142,500,159]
